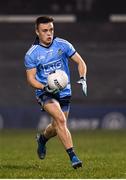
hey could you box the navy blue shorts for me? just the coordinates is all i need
[36,93,71,112]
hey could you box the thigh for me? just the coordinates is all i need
[43,99,66,120]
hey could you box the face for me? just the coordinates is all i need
[36,22,54,46]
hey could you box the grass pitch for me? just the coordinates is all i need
[0,129,126,178]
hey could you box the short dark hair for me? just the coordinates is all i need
[35,16,54,29]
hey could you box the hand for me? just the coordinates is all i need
[44,85,59,94]
[77,77,87,96]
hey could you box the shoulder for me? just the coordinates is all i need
[25,45,39,56]
[54,37,74,51]
[54,37,71,45]
[24,45,39,68]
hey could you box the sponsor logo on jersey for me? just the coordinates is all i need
[43,59,63,74]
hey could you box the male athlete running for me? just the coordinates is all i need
[24,16,87,169]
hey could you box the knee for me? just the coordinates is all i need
[56,115,66,127]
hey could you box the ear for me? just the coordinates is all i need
[35,29,39,36]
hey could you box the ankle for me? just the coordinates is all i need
[66,147,76,161]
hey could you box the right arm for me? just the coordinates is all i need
[26,68,45,89]
[26,68,59,94]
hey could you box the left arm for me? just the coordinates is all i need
[70,52,87,78]
[70,52,87,96]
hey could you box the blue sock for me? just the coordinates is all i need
[66,147,76,161]
[39,134,48,145]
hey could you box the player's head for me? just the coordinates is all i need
[35,16,54,46]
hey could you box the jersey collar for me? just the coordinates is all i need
[33,36,56,48]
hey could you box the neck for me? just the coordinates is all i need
[40,42,50,47]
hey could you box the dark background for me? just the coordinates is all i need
[0,0,126,129]
[0,0,126,106]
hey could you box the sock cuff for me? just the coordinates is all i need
[66,147,74,153]
[39,134,48,144]
[42,134,48,141]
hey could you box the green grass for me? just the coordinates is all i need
[0,129,126,178]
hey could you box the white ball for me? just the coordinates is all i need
[47,70,68,90]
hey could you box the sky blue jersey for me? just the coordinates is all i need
[24,37,76,98]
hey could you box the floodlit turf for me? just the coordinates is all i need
[0,129,126,178]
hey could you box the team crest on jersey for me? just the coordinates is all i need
[58,49,63,55]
